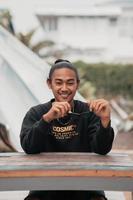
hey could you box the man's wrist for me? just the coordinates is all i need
[42,113,52,123]
[101,116,110,121]
[100,117,110,128]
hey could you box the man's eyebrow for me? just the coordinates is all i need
[54,79,63,81]
[54,78,75,81]
[67,79,75,82]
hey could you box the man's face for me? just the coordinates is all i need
[47,68,79,104]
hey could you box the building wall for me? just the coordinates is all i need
[36,2,133,63]
[41,15,119,49]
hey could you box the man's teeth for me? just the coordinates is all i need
[61,94,69,97]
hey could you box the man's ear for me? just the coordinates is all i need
[47,78,52,89]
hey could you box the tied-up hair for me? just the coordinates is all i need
[48,59,80,82]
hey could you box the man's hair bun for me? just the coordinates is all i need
[48,58,79,81]
[55,59,70,64]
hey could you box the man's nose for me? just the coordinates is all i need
[61,83,68,91]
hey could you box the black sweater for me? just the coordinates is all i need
[20,99,114,200]
[20,99,114,154]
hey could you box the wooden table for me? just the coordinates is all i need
[0,151,133,198]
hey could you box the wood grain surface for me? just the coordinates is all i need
[0,152,133,178]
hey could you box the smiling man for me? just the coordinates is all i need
[20,59,114,200]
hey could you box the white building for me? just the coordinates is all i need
[36,7,120,48]
[100,0,133,63]
[0,0,133,63]
[34,0,133,63]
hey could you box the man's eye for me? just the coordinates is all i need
[56,82,62,85]
[68,82,74,85]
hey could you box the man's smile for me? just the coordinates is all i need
[59,93,71,99]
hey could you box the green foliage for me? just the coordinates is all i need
[74,61,133,99]
[0,9,15,34]
[17,28,54,54]
[78,81,96,99]
[17,29,37,47]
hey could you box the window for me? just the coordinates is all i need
[42,16,58,32]
[109,17,117,26]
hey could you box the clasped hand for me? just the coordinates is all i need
[43,99,111,126]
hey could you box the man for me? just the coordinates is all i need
[20,59,114,200]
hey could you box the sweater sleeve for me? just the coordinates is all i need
[88,114,114,155]
[20,107,50,154]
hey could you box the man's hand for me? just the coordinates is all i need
[88,99,111,128]
[43,102,71,122]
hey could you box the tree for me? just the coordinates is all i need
[17,28,54,56]
[0,9,15,34]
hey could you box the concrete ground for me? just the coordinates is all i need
[0,191,28,200]
[112,131,133,150]
[112,131,133,200]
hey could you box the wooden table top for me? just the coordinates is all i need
[0,151,133,178]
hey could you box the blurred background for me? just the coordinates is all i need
[0,0,133,199]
